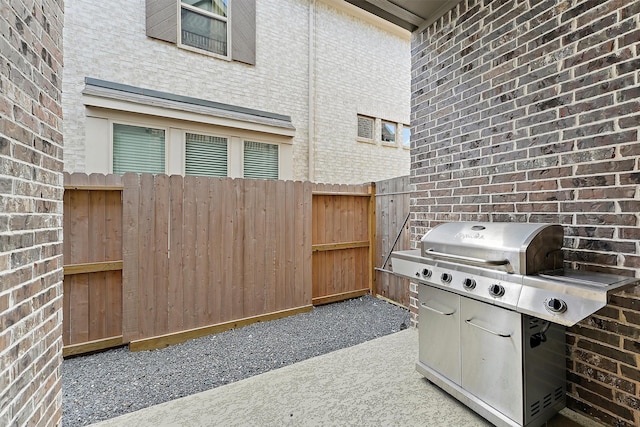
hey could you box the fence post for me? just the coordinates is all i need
[368,182,376,296]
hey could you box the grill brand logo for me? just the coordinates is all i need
[455,232,485,240]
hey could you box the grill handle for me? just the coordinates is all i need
[420,302,455,316]
[424,249,512,272]
[465,319,512,338]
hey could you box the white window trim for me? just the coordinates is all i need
[401,124,410,150]
[177,0,232,60]
[381,120,397,147]
[356,114,375,144]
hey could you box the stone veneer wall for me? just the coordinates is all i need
[0,0,65,425]
[409,0,640,425]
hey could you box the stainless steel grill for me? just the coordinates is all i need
[391,221,639,427]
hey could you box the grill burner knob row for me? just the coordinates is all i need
[545,298,567,313]
[463,278,476,290]
[489,284,505,297]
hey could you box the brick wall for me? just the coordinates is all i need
[410,0,640,425]
[63,0,410,184]
[0,0,64,426]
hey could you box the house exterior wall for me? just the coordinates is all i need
[409,1,640,425]
[62,0,410,184]
[0,0,65,426]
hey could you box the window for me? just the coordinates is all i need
[244,141,278,179]
[180,0,229,57]
[402,125,410,149]
[381,121,396,144]
[113,123,165,174]
[357,115,374,140]
[185,133,228,176]
[146,0,256,65]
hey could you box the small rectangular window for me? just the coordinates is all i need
[180,0,229,56]
[244,141,278,180]
[113,123,165,174]
[185,133,228,177]
[357,115,374,140]
[381,121,396,144]
[402,125,410,148]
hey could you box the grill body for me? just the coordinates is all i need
[391,221,639,427]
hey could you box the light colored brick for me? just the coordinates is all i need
[62,0,410,184]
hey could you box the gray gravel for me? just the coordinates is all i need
[62,295,409,426]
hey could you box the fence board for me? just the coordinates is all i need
[168,175,184,332]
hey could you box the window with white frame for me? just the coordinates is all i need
[381,121,396,144]
[244,141,278,180]
[113,123,166,174]
[145,0,256,65]
[185,133,228,177]
[401,125,410,149]
[180,0,229,57]
[357,115,374,141]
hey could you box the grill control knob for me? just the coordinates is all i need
[489,284,505,297]
[422,268,432,278]
[441,273,453,284]
[463,278,476,290]
[545,298,567,313]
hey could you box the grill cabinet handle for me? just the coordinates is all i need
[424,249,511,271]
[465,318,512,337]
[420,302,455,316]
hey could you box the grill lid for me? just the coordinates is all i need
[420,222,564,275]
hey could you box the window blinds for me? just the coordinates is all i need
[243,141,278,180]
[113,124,165,174]
[185,133,228,177]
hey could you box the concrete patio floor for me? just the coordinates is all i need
[91,328,602,427]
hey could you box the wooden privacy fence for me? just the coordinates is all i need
[375,176,411,307]
[63,173,377,356]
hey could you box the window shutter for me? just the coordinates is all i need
[231,0,256,65]
[244,141,278,180]
[113,124,165,174]
[185,133,228,177]
[146,0,178,44]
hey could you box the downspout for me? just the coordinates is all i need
[308,0,316,182]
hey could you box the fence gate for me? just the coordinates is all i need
[311,183,375,305]
[375,176,410,307]
[63,174,124,356]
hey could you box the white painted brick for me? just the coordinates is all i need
[62,0,410,184]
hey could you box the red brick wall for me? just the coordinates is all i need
[410,0,640,425]
[0,0,64,425]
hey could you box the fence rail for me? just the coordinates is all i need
[62,173,396,355]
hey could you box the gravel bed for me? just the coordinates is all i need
[62,295,410,426]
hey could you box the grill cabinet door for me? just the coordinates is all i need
[418,285,460,385]
[461,298,523,424]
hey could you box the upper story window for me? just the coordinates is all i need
[381,121,396,144]
[401,125,410,149]
[180,0,230,57]
[146,0,256,65]
[357,115,374,141]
